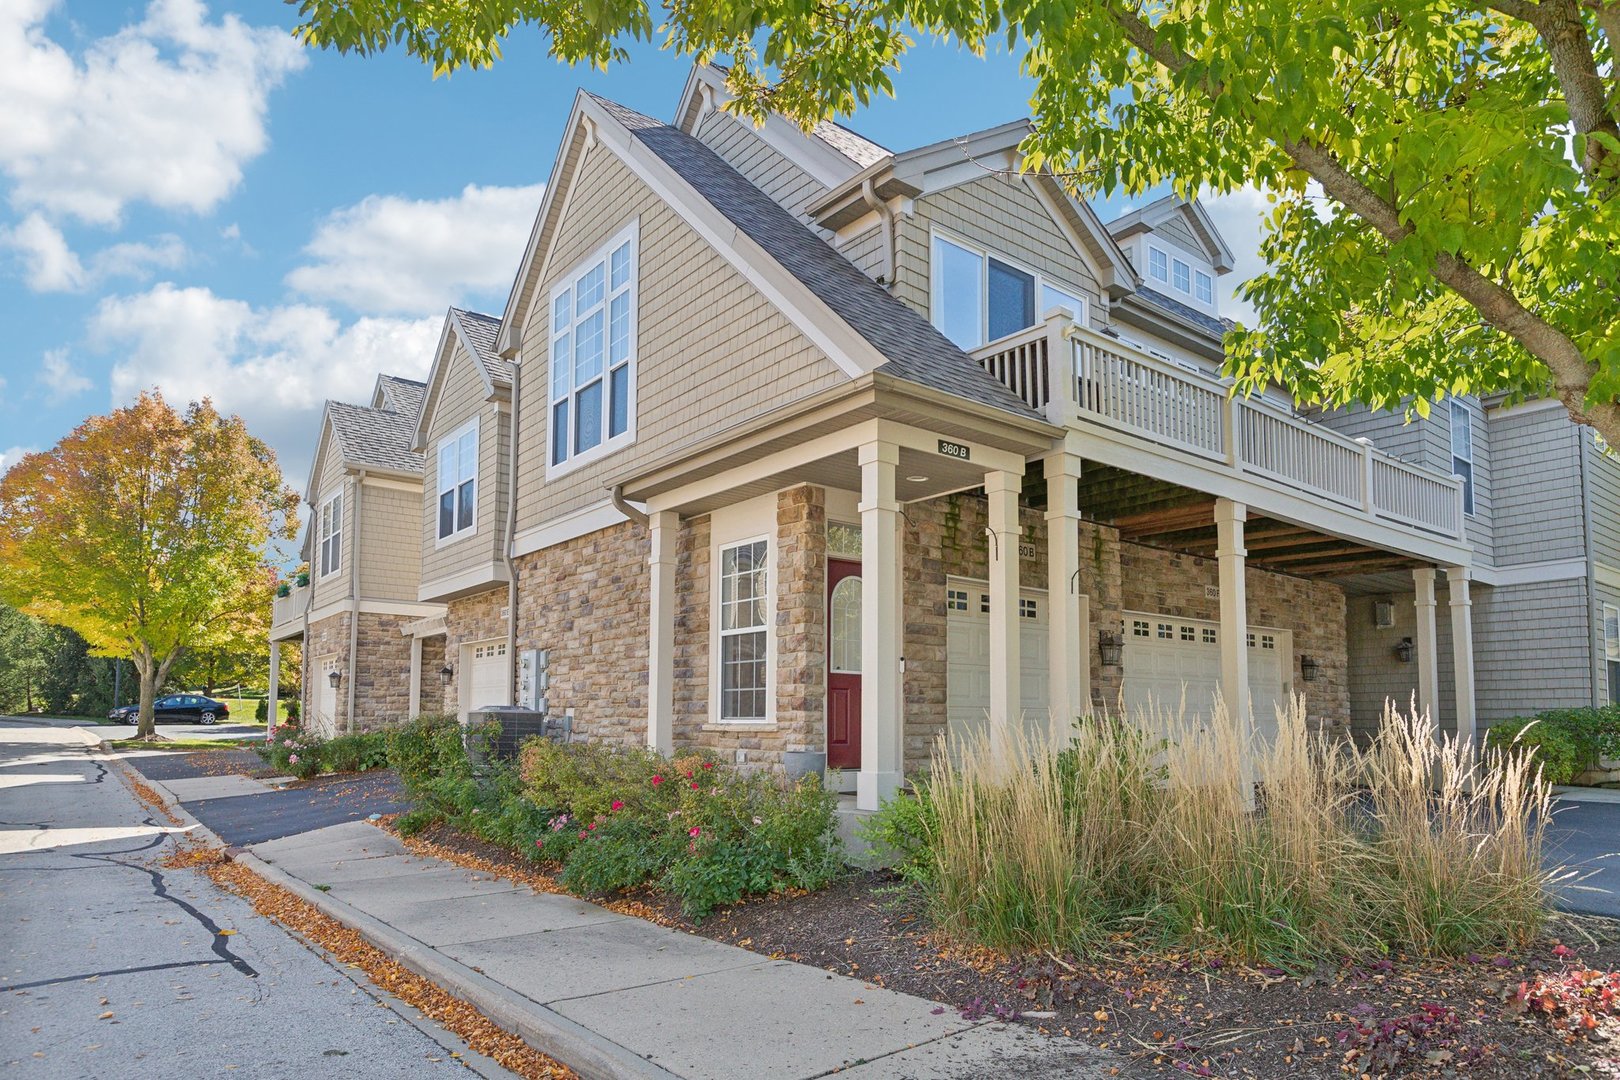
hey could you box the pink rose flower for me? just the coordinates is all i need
[611,800,624,812]
[689,825,702,838]
[651,775,664,786]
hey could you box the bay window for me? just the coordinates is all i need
[931,232,1089,350]
[437,417,478,541]
[717,538,769,722]
[549,223,637,471]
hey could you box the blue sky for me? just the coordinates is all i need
[0,0,1267,497]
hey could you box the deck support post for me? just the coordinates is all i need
[647,510,679,757]
[856,441,903,812]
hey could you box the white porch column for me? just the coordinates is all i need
[268,639,281,731]
[986,469,1023,762]
[1215,498,1254,801]
[1412,568,1440,723]
[407,635,423,718]
[1445,565,1477,748]
[1045,453,1086,749]
[857,441,903,811]
[647,510,679,757]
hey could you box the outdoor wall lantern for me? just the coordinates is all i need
[327,669,341,690]
[439,664,454,687]
[1300,655,1320,682]
[1395,637,1415,663]
[1098,630,1124,667]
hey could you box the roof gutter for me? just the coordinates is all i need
[860,178,897,288]
[609,484,649,527]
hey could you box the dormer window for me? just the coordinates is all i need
[930,231,1089,349]
[1148,248,1168,283]
[1172,258,1191,293]
[1194,270,1214,304]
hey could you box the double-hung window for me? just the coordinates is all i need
[318,492,342,578]
[1194,270,1214,304]
[549,223,637,471]
[437,418,478,541]
[1171,258,1191,294]
[717,539,769,722]
[1603,603,1619,705]
[1450,399,1475,515]
[1147,247,1169,283]
[931,232,1089,350]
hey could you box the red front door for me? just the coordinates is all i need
[826,558,862,770]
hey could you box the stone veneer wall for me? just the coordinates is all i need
[439,587,510,716]
[514,520,651,746]
[417,634,447,716]
[301,610,416,736]
[350,611,415,731]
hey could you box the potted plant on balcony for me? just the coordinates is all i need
[296,571,309,587]
[275,581,291,598]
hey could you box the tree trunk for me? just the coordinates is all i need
[135,649,157,739]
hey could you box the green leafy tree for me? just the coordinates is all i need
[0,605,52,715]
[290,0,1620,439]
[0,393,299,738]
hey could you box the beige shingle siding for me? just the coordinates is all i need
[359,483,422,601]
[1588,433,1620,570]
[421,341,506,588]
[1153,214,1204,256]
[513,143,847,534]
[839,224,886,282]
[1489,406,1586,566]
[309,432,352,607]
[894,175,1104,329]
[693,110,828,222]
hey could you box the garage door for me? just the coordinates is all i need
[1121,613,1289,743]
[461,640,511,721]
[945,578,1051,754]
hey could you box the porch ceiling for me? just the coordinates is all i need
[1072,460,1427,579]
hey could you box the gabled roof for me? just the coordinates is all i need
[1105,195,1236,273]
[412,306,508,452]
[587,93,1042,420]
[371,374,425,416]
[327,400,424,475]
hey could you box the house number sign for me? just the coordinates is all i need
[937,439,971,461]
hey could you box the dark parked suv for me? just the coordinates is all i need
[108,695,231,725]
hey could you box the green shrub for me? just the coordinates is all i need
[385,713,483,790]
[522,741,842,917]
[1485,705,1620,784]
[254,698,269,723]
[325,731,389,773]
[858,782,939,891]
[258,729,392,779]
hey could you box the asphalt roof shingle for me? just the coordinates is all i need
[812,120,889,168]
[589,94,1042,422]
[373,374,426,417]
[451,308,513,384]
[328,377,426,475]
[1136,287,1233,339]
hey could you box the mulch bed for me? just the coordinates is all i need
[409,822,1620,1079]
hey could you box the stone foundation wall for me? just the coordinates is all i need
[514,520,651,746]
[350,611,415,732]
[417,634,446,716]
[303,612,350,738]
[440,587,510,716]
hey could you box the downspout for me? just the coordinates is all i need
[347,470,365,735]
[610,484,649,528]
[860,179,897,289]
[504,361,522,696]
[1579,425,1602,705]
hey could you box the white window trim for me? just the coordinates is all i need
[928,226,1091,350]
[710,532,776,726]
[545,219,639,480]
[435,415,480,548]
[1450,399,1476,517]
[1602,602,1618,661]
[318,491,343,579]
[1142,237,1218,312]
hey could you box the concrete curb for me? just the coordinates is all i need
[108,749,675,1080]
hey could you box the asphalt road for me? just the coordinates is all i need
[0,718,476,1079]
[1546,796,1620,918]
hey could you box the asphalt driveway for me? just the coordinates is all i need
[1546,793,1620,918]
[183,769,411,847]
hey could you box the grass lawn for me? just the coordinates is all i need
[216,698,282,724]
[109,737,262,751]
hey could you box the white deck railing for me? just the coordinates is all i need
[974,317,1465,540]
[271,583,309,633]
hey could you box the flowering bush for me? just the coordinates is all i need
[520,740,840,916]
[258,729,389,780]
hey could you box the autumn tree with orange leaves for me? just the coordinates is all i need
[0,393,298,738]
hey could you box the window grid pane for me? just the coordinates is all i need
[719,540,769,721]
[550,231,635,465]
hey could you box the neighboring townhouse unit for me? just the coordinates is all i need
[403,307,518,721]
[479,65,1483,813]
[1317,396,1620,734]
[269,374,446,736]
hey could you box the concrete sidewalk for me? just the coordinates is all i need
[242,820,1113,1080]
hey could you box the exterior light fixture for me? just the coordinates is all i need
[439,664,453,687]
[1395,637,1415,663]
[1098,630,1124,667]
[905,475,929,483]
[1300,655,1320,682]
[327,669,341,690]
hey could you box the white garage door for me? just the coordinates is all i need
[1121,612,1289,743]
[945,578,1051,753]
[461,639,511,721]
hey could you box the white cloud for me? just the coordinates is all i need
[287,183,544,315]
[0,446,36,473]
[0,0,307,225]
[1200,185,1271,326]
[1,212,187,291]
[91,283,439,486]
[37,347,91,403]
